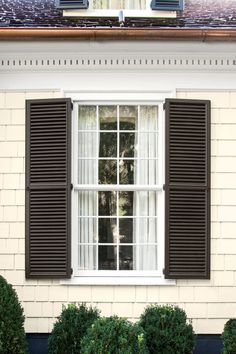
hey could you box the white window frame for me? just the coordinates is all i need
[63,4,176,18]
[62,90,175,285]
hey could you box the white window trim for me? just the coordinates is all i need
[61,90,176,286]
[63,5,176,18]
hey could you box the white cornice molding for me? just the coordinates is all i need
[1,52,236,72]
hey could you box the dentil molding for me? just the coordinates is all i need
[1,53,236,72]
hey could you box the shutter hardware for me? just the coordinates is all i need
[71,268,73,275]
[163,103,166,110]
[71,183,73,190]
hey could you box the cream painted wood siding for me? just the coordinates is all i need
[0,89,235,334]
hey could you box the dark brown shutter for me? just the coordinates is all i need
[25,98,72,278]
[165,99,210,279]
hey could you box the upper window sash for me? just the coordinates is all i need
[75,104,162,189]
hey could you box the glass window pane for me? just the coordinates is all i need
[99,160,117,184]
[78,159,97,184]
[99,106,117,130]
[135,191,158,217]
[99,218,117,243]
[78,191,97,216]
[93,0,109,9]
[93,0,145,9]
[139,106,158,131]
[119,133,135,158]
[99,191,117,216]
[137,245,158,270]
[99,246,117,270]
[78,245,97,270]
[99,133,117,158]
[138,133,158,158]
[135,218,158,244]
[119,191,133,216]
[136,159,158,185]
[120,106,137,130]
[119,160,134,184]
[119,246,133,270]
[78,218,97,243]
[119,218,133,243]
[78,106,97,131]
[78,132,97,158]
[110,0,125,9]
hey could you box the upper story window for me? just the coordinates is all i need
[56,0,184,18]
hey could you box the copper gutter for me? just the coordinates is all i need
[0,28,236,41]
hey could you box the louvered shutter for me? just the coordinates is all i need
[25,98,72,278]
[151,0,184,11]
[55,0,89,9]
[165,99,210,279]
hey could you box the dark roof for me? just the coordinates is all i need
[1,0,236,28]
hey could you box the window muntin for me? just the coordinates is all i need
[75,104,162,275]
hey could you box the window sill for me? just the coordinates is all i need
[63,9,176,19]
[60,276,176,286]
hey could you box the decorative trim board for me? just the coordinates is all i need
[1,54,236,72]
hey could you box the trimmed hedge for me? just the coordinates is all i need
[80,316,148,354]
[0,275,26,354]
[222,319,236,354]
[48,304,99,354]
[139,305,195,354]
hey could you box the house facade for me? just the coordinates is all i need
[1,27,236,353]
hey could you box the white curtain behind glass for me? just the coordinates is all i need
[93,0,145,9]
[78,106,97,270]
[134,106,158,270]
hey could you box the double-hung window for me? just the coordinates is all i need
[73,103,164,283]
[60,0,182,18]
[25,96,210,282]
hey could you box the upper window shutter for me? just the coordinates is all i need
[151,0,184,11]
[55,0,89,9]
[25,98,72,278]
[165,98,211,279]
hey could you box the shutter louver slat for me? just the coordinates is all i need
[165,99,210,279]
[26,98,71,278]
[55,0,89,9]
[151,0,184,11]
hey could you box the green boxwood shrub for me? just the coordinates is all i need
[139,305,195,354]
[80,316,148,354]
[222,319,236,354]
[48,303,99,354]
[0,275,26,354]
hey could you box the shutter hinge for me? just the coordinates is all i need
[163,268,165,275]
[71,183,73,190]
[163,184,166,191]
[71,102,74,110]
[71,268,73,275]
[163,102,166,110]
